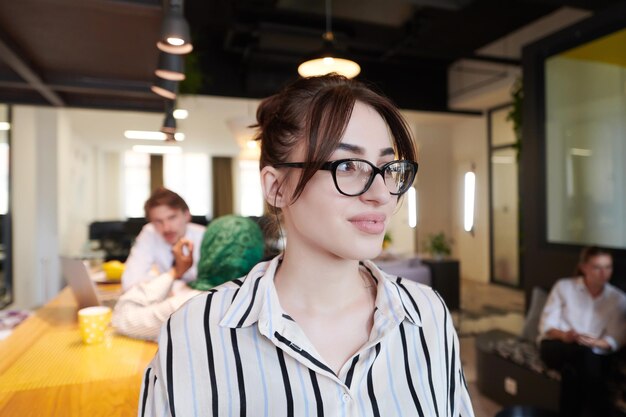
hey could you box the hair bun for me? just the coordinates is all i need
[256,94,282,129]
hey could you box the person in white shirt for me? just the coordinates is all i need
[539,246,626,417]
[121,187,205,292]
[112,215,265,341]
[138,74,474,417]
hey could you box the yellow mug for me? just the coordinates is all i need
[78,306,112,345]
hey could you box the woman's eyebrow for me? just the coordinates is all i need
[336,144,395,157]
[337,143,364,154]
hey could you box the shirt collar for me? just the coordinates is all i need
[360,260,422,327]
[574,276,608,299]
[219,255,422,333]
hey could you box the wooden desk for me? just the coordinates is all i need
[0,287,157,417]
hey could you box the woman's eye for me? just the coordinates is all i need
[337,161,359,173]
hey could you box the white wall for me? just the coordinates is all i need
[451,118,489,283]
[11,106,63,309]
[412,124,453,249]
[58,109,99,256]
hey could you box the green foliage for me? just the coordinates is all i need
[424,232,452,257]
[506,77,523,157]
[179,51,203,95]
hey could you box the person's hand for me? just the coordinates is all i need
[577,334,611,350]
[171,238,194,279]
[547,328,578,343]
[561,329,579,343]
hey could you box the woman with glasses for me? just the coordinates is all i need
[139,74,474,417]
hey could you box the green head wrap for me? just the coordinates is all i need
[188,215,265,291]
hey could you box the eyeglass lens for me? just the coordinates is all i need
[334,160,415,195]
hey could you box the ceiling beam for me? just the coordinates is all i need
[0,75,155,98]
[104,0,161,7]
[0,32,65,106]
[46,75,155,98]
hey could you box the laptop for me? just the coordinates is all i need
[60,256,119,309]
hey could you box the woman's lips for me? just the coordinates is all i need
[348,214,387,234]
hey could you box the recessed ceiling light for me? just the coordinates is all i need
[173,109,188,119]
[132,145,182,154]
[125,130,165,140]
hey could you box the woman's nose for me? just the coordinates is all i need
[361,173,391,205]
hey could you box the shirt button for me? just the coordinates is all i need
[342,393,351,403]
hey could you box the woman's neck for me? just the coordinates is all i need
[275,247,374,314]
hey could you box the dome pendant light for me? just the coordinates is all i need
[155,52,186,81]
[157,0,193,55]
[151,78,178,100]
[161,100,177,136]
[297,0,360,79]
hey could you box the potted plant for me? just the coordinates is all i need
[424,232,452,260]
[382,231,393,250]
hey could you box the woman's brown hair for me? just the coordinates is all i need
[254,73,417,204]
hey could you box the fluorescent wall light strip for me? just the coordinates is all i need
[0,122,10,131]
[463,172,476,232]
[570,148,592,157]
[124,130,185,141]
[173,109,188,119]
[408,186,417,228]
[132,145,182,154]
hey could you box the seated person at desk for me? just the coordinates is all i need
[113,215,264,341]
[122,187,205,291]
[538,246,626,417]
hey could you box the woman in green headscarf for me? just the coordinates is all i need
[112,215,264,341]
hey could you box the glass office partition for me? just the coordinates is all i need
[545,28,626,248]
[489,106,520,286]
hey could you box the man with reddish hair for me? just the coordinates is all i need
[121,187,205,292]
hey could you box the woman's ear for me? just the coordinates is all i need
[261,166,289,208]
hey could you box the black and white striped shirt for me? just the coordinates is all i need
[139,256,475,417]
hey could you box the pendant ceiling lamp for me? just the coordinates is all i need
[161,100,177,137]
[157,0,193,55]
[297,0,360,79]
[155,52,185,81]
[151,77,178,100]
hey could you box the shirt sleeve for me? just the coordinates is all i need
[137,332,173,417]
[122,226,158,292]
[539,280,566,337]
[602,293,626,351]
[112,271,199,341]
[179,225,205,283]
[450,313,475,417]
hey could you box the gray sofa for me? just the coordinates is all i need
[475,287,561,412]
[476,287,626,416]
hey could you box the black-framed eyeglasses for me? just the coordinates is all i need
[274,158,418,197]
